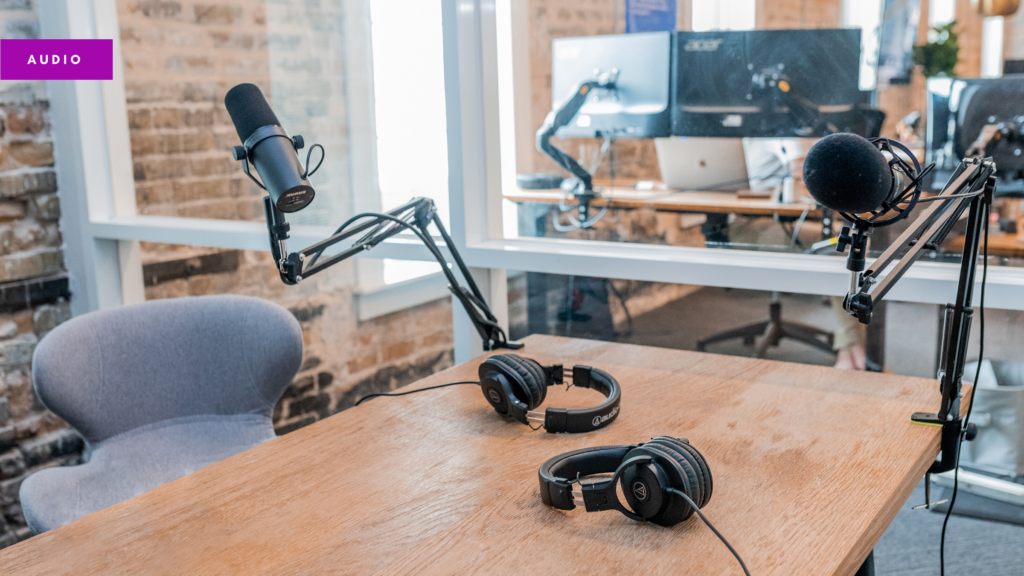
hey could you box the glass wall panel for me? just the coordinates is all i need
[501,0,1024,273]
[508,270,1024,379]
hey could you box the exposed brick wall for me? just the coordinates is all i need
[0,0,454,549]
[0,0,81,548]
[120,0,267,221]
[755,0,841,29]
[0,0,1004,551]
[117,0,458,439]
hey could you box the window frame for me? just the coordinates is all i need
[49,0,1024,364]
[445,0,1024,308]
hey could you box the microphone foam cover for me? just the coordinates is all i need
[224,83,280,144]
[803,133,892,214]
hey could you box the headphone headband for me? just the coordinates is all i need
[535,438,746,574]
[478,355,622,434]
[537,437,712,527]
[538,444,633,510]
[534,366,621,433]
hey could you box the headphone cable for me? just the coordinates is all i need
[355,381,480,406]
[667,488,751,576]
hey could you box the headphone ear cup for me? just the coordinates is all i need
[481,354,548,410]
[648,437,712,508]
[623,438,711,526]
[667,438,713,507]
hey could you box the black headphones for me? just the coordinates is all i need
[478,354,621,433]
[538,437,713,527]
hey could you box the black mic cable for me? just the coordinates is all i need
[938,202,989,576]
[354,381,480,406]
[666,488,750,576]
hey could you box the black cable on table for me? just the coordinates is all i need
[354,381,480,406]
[666,488,751,576]
[938,202,989,576]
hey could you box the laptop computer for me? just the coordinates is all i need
[654,137,748,191]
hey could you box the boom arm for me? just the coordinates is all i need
[264,197,522,352]
[837,156,995,474]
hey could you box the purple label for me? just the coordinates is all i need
[0,39,113,80]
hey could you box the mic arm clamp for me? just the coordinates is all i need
[263,196,523,352]
[838,157,995,474]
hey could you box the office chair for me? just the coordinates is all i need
[696,291,835,358]
[19,295,303,533]
[696,110,886,361]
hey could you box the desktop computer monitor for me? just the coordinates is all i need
[925,76,1024,195]
[671,29,868,138]
[550,31,672,139]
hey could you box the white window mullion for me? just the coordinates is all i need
[982,16,1004,78]
[692,0,755,32]
[42,0,144,315]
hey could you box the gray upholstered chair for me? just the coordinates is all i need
[20,295,303,533]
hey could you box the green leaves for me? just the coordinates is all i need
[912,21,961,78]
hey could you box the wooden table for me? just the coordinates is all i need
[0,335,954,575]
[506,186,821,218]
[945,232,1024,258]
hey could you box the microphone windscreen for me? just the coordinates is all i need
[224,83,280,144]
[803,133,892,214]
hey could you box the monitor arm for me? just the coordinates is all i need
[753,70,839,136]
[536,71,617,222]
[837,151,996,474]
[263,196,522,352]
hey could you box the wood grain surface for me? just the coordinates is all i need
[944,232,1024,258]
[0,335,956,576]
[505,186,821,218]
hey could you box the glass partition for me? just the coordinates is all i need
[498,0,1024,272]
[508,269,1024,379]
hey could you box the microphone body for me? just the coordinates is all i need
[225,84,315,213]
[803,133,893,214]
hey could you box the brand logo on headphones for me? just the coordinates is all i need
[487,388,502,405]
[632,480,649,502]
[683,38,723,52]
[592,406,619,427]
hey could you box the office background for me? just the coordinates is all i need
[0,0,1022,552]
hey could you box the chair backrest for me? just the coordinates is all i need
[861,108,886,139]
[33,295,303,444]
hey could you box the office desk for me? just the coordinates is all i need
[506,186,821,218]
[945,232,1024,258]
[0,335,953,575]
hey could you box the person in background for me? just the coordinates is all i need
[831,295,866,370]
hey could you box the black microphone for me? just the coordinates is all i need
[803,133,894,214]
[224,83,315,213]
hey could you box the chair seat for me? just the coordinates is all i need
[20,414,276,533]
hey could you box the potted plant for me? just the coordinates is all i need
[912,21,960,77]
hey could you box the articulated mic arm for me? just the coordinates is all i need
[838,155,995,474]
[263,197,522,352]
